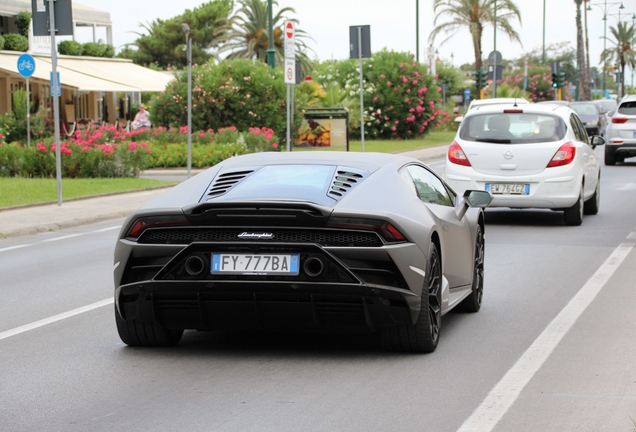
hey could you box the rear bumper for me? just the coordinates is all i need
[115,281,417,332]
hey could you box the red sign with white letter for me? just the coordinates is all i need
[284,20,295,60]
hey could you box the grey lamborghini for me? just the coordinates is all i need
[113,151,492,353]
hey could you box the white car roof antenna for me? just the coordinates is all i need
[513,98,518,107]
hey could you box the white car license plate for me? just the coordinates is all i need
[486,183,529,195]
[633,132,636,138]
[211,253,300,275]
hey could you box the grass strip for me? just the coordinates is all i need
[292,131,455,152]
[0,178,176,208]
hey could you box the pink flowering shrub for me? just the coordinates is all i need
[492,66,566,102]
[313,49,441,139]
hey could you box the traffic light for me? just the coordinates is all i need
[557,71,566,88]
[479,68,487,88]
[551,73,558,88]
[472,70,480,90]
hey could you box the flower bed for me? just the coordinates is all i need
[0,124,279,178]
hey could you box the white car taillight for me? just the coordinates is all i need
[448,142,471,166]
[612,117,629,124]
[547,142,576,168]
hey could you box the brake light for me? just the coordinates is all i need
[547,142,576,167]
[448,141,471,166]
[126,215,190,239]
[327,217,406,243]
[503,109,523,113]
[612,117,628,124]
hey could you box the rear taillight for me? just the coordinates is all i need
[126,215,190,239]
[547,142,576,167]
[327,217,406,243]
[448,141,471,166]
[612,117,629,124]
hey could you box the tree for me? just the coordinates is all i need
[600,22,635,97]
[119,1,232,69]
[213,0,314,69]
[428,0,522,72]
[574,0,590,101]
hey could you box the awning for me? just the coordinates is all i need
[0,51,174,92]
[0,0,112,25]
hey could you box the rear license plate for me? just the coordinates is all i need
[211,253,300,275]
[633,132,636,138]
[486,183,529,195]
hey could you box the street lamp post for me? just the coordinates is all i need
[416,0,419,62]
[182,23,192,179]
[267,0,275,68]
[588,1,624,96]
[603,8,633,98]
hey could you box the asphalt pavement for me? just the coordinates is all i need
[0,145,449,239]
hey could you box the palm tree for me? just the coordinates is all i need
[601,21,635,96]
[575,0,590,100]
[428,0,522,72]
[213,0,313,67]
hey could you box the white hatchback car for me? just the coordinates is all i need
[604,94,636,165]
[443,104,605,225]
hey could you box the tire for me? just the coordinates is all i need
[583,177,600,215]
[380,243,442,353]
[115,304,183,347]
[605,147,616,166]
[564,189,584,226]
[457,224,484,313]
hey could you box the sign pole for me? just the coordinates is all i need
[26,77,31,147]
[286,84,290,151]
[49,0,62,206]
[358,26,365,152]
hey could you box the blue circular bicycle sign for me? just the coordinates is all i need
[17,53,35,78]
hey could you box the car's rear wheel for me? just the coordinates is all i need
[584,177,600,215]
[605,147,616,166]
[564,189,584,226]
[380,243,441,353]
[115,305,183,347]
[457,224,484,313]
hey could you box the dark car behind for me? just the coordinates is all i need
[570,101,606,137]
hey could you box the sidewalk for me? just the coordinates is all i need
[0,145,449,239]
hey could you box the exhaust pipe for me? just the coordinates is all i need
[184,255,205,276]
[303,257,324,277]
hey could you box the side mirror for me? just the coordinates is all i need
[464,190,493,208]
[455,190,492,219]
[591,135,605,147]
[454,116,464,124]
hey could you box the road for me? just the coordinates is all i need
[1,152,635,432]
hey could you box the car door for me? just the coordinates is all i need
[404,164,474,289]
[570,113,598,199]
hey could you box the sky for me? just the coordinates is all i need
[72,0,635,74]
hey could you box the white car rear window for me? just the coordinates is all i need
[459,113,567,144]
[617,101,636,115]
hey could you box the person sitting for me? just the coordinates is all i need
[131,104,151,130]
[487,115,514,139]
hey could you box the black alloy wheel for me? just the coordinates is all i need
[457,224,484,312]
[115,305,184,347]
[564,189,584,226]
[380,242,441,353]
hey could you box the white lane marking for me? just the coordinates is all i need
[0,224,121,253]
[42,233,82,242]
[0,244,30,253]
[617,183,636,191]
[457,242,635,432]
[0,298,113,342]
[627,232,636,240]
[94,226,120,233]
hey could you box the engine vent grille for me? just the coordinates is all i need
[328,169,366,199]
[205,170,255,199]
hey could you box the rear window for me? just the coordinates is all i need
[618,101,636,115]
[459,113,567,144]
[571,104,598,116]
[223,165,337,207]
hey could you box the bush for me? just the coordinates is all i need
[81,42,114,58]
[3,34,29,52]
[152,59,292,141]
[0,35,5,50]
[16,11,31,38]
[58,40,83,56]
[313,50,442,139]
